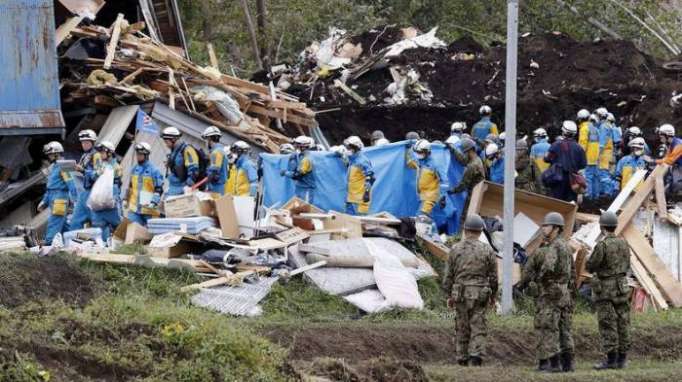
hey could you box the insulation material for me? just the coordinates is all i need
[302,237,420,268]
[190,276,279,316]
[384,27,446,57]
[343,289,388,313]
[192,85,243,124]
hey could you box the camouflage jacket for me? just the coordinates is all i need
[442,238,498,296]
[586,233,630,302]
[519,236,575,304]
[451,151,485,194]
[515,153,535,192]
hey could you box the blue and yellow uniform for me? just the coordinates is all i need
[70,149,102,230]
[579,120,602,199]
[615,155,647,191]
[166,142,199,196]
[488,156,504,184]
[598,121,617,196]
[127,160,164,226]
[406,154,448,216]
[206,143,229,197]
[226,155,258,197]
[91,159,123,241]
[43,163,78,245]
[530,138,551,174]
[284,151,314,202]
[471,116,499,142]
[345,152,374,215]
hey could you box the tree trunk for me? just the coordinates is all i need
[256,0,270,68]
[239,0,263,69]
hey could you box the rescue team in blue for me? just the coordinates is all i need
[40,105,680,245]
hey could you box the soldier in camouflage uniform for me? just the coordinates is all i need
[517,212,576,372]
[448,138,486,217]
[586,211,631,370]
[515,138,536,193]
[442,214,498,367]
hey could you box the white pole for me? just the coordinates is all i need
[502,0,519,315]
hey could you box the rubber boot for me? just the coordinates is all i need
[594,352,618,370]
[470,356,482,367]
[616,353,627,369]
[457,358,469,367]
[536,359,549,372]
[561,352,575,372]
[548,354,562,373]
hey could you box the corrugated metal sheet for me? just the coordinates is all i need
[0,0,64,129]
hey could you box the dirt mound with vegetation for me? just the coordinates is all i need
[294,357,429,382]
[0,253,98,308]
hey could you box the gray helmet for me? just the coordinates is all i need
[542,212,564,227]
[460,138,476,153]
[405,131,420,140]
[599,211,618,228]
[371,130,385,141]
[463,214,485,231]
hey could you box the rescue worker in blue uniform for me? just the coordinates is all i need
[531,128,551,174]
[371,130,390,146]
[471,105,499,144]
[577,109,601,199]
[39,142,78,245]
[281,135,315,203]
[226,141,258,197]
[620,127,650,157]
[71,129,101,230]
[405,139,448,217]
[124,142,163,226]
[89,141,122,242]
[615,138,648,191]
[597,108,616,196]
[342,136,375,215]
[608,113,623,160]
[544,121,587,202]
[485,143,504,184]
[450,122,467,140]
[162,126,200,197]
[201,126,229,197]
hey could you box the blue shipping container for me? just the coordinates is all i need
[0,0,64,131]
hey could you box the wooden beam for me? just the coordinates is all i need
[655,169,667,219]
[56,16,85,47]
[207,42,219,69]
[615,165,668,236]
[334,80,367,105]
[104,13,125,70]
[630,253,668,310]
[417,233,449,261]
[607,168,647,213]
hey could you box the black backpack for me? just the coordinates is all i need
[168,142,210,185]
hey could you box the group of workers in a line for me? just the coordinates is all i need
[40,126,258,245]
[444,211,631,372]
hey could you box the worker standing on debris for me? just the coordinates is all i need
[448,138,485,217]
[125,143,164,226]
[371,130,390,146]
[517,212,576,373]
[471,105,499,144]
[484,143,504,184]
[586,211,631,370]
[342,136,375,215]
[162,127,200,197]
[39,142,78,245]
[282,136,316,203]
[620,127,650,156]
[515,138,536,193]
[615,138,648,190]
[405,139,448,217]
[90,141,122,242]
[442,214,497,367]
[71,130,101,230]
[656,124,682,166]
[544,121,587,202]
[226,141,258,197]
[597,108,616,196]
[577,109,602,199]
[201,126,229,197]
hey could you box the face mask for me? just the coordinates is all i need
[633,149,644,157]
[228,154,237,164]
[416,153,426,160]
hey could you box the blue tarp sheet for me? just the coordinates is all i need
[260,141,467,234]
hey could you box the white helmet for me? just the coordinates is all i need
[561,120,578,136]
[344,136,364,150]
[78,129,97,142]
[97,140,116,153]
[450,122,466,133]
[628,137,646,149]
[445,135,461,145]
[43,141,64,155]
[533,128,547,138]
[659,124,675,137]
[293,135,314,149]
[606,113,615,122]
[134,142,152,155]
[479,105,492,115]
[627,126,642,136]
[201,125,221,139]
[589,114,598,123]
[161,126,182,139]
[232,140,250,153]
[485,143,499,158]
[279,143,295,154]
[329,145,348,156]
[576,109,590,120]
[499,132,506,142]
[596,107,609,118]
[413,139,431,153]
[373,138,390,146]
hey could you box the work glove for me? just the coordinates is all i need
[362,189,370,203]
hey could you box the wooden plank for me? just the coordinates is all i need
[358,216,402,225]
[56,16,85,47]
[289,261,327,277]
[575,212,599,224]
[417,232,449,261]
[76,252,210,273]
[247,104,315,128]
[607,168,647,213]
[467,181,488,217]
[334,80,367,105]
[207,42,219,68]
[630,253,668,310]
[615,165,668,235]
[623,223,682,307]
[655,169,667,219]
[104,13,125,70]
[324,212,363,240]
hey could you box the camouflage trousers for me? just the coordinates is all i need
[534,302,574,360]
[595,299,631,353]
[455,299,488,360]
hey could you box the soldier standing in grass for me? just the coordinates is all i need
[442,214,498,367]
[518,212,576,372]
[586,211,631,370]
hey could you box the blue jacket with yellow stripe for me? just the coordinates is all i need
[166,142,199,192]
[615,154,647,190]
[128,160,164,214]
[42,162,78,214]
[207,143,229,195]
[346,152,374,204]
[285,151,315,190]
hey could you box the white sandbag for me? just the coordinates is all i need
[87,166,115,211]
[343,289,389,313]
[303,238,420,268]
[367,240,424,310]
[364,238,420,268]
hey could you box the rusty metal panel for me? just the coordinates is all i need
[0,0,64,129]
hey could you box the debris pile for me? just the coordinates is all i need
[263,26,682,144]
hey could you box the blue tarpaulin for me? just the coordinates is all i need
[260,141,467,234]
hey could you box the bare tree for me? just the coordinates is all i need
[239,0,264,69]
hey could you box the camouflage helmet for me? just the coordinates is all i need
[459,138,476,153]
[463,214,485,231]
[599,211,618,228]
